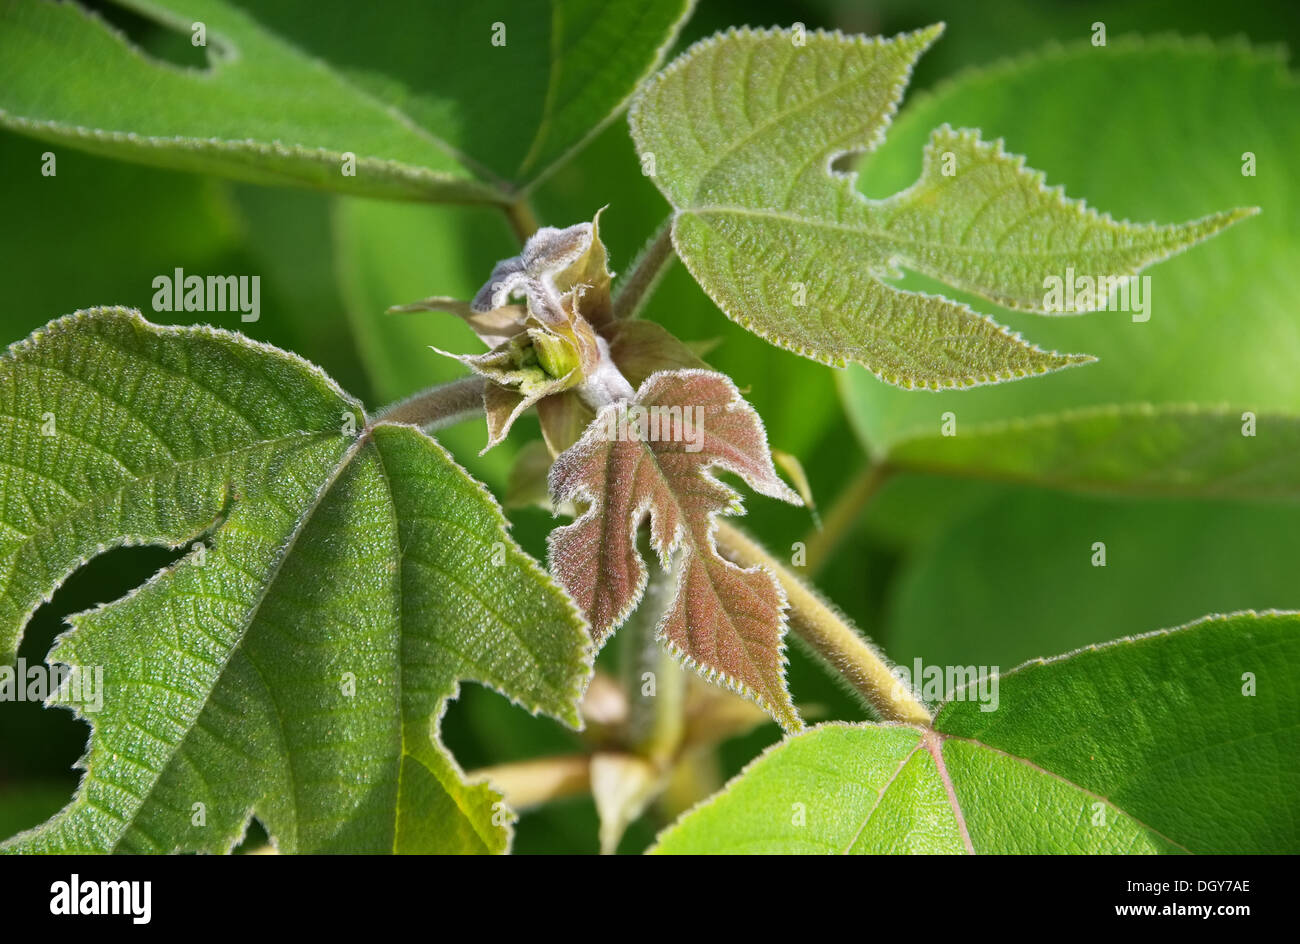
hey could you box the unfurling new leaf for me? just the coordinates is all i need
[629,24,1253,389]
[396,213,708,456]
[548,369,804,731]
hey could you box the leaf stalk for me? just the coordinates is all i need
[473,755,592,811]
[374,375,487,430]
[713,520,932,725]
[503,198,542,244]
[612,218,675,321]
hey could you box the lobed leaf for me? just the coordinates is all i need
[629,25,1250,389]
[548,369,803,730]
[0,0,692,202]
[0,308,591,853]
[653,611,1299,853]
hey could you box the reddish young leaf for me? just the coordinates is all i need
[548,369,804,729]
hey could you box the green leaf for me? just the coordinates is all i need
[840,37,1298,484]
[332,198,520,489]
[885,404,1300,498]
[0,0,692,202]
[629,25,1247,389]
[653,611,1299,853]
[0,308,590,853]
[548,370,804,730]
[885,486,1300,673]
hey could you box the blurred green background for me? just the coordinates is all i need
[1,0,1296,852]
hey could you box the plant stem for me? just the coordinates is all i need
[713,520,932,726]
[473,755,591,811]
[612,218,675,321]
[503,198,541,244]
[374,376,486,430]
[802,461,895,576]
[622,564,686,764]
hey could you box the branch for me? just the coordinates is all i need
[374,376,487,431]
[713,520,932,725]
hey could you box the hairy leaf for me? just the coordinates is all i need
[0,0,692,202]
[653,611,1299,853]
[629,25,1250,388]
[841,38,1298,487]
[548,370,803,730]
[0,308,590,853]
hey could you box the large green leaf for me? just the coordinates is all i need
[653,611,1298,853]
[840,38,1298,489]
[0,308,590,853]
[885,485,1300,671]
[885,405,1300,498]
[629,25,1246,389]
[0,0,692,203]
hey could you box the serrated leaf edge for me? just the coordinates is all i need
[547,368,803,729]
[2,309,592,853]
[632,23,1098,388]
[934,608,1300,713]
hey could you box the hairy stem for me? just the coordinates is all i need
[612,218,675,321]
[374,376,487,430]
[473,755,591,811]
[802,461,895,576]
[503,198,541,244]
[713,520,932,725]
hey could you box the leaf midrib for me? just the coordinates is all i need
[96,433,367,853]
[684,205,1172,263]
[840,736,923,853]
[937,732,1192,853]
[843,725,1190,854]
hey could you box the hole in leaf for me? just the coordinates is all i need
[1,545,185,792]
[830,150,865,176]
[70,0,217,71]
[233,817,272,854]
